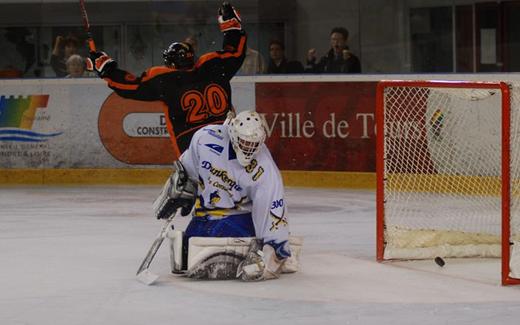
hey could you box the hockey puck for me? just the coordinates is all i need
[434,256,445,267]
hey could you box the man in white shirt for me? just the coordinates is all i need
[237,48,266,75]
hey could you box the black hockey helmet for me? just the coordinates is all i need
[163,42,195,69]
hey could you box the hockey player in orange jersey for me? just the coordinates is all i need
[87,2,246,156]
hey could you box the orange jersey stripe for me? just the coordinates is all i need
[160,103,182,158]
[141,66,179,83]
[195,35,246,68]
[219,19,241,32]
[104,78,139,90]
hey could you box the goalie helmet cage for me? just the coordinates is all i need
[375,80,520,286]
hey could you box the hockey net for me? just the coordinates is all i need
[375,80,520,285]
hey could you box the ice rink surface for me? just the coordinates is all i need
[2,186,520,325]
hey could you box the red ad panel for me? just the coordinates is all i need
[256,82,377,172]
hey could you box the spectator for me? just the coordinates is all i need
[128,29,149,75]
[0,27,34,77]
[183,35,199,62]
[237,47,265,75]
[51,35,80,77]
[306,27,361,73]
[65,54,92,78]
[0,29,23,77]
[266,40,304,74]
[183,35,198,53]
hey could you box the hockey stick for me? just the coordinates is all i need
[79,0,96,52]
[136,210,179,285]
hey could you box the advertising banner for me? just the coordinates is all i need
[256,82,377,172]
[0,79,255,168]
[98,93,175,165]
[1,79,378,171]
[0,80,120,168]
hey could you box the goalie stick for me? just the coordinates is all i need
[136,210,179,285]
[79,0,96,52]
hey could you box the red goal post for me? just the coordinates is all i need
[375,80,520,285]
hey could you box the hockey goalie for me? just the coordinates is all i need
[154,110,302,281]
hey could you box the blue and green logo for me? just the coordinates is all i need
[0,95,61,142]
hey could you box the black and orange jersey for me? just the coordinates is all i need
[102,30,247,156]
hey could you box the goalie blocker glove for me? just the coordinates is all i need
[86,51,116,77]
[153,161,197,219]
[218,2,242,32]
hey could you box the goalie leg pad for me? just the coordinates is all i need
[153,161,197,219]
[282,236,304,273]
[185,237,254,280]
[168,229,186,273]
[182,236,303,280]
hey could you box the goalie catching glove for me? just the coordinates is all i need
[86,51,116,77]
[236,239,286,281]
[153,161,197,219]
[218,2,242,32]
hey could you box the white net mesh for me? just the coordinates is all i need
[381,84,520,265]
[510,85,520,277]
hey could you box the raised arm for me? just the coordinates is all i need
[196,2,247,78]
[87,51,165,101]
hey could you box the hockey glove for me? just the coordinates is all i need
[155,195,195,219]
[236,239,286,281]
[86,51,116,77]
[153,161,197,219]
[218,2,242,32]
[236,239,265,281]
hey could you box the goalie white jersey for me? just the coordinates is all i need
[180,124,289,249]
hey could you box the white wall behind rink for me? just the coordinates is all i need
[1,74,519,169]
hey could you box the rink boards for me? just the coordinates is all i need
[2,74,520,188]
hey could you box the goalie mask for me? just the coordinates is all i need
[228,111,267,167]
[163,42,195,69]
